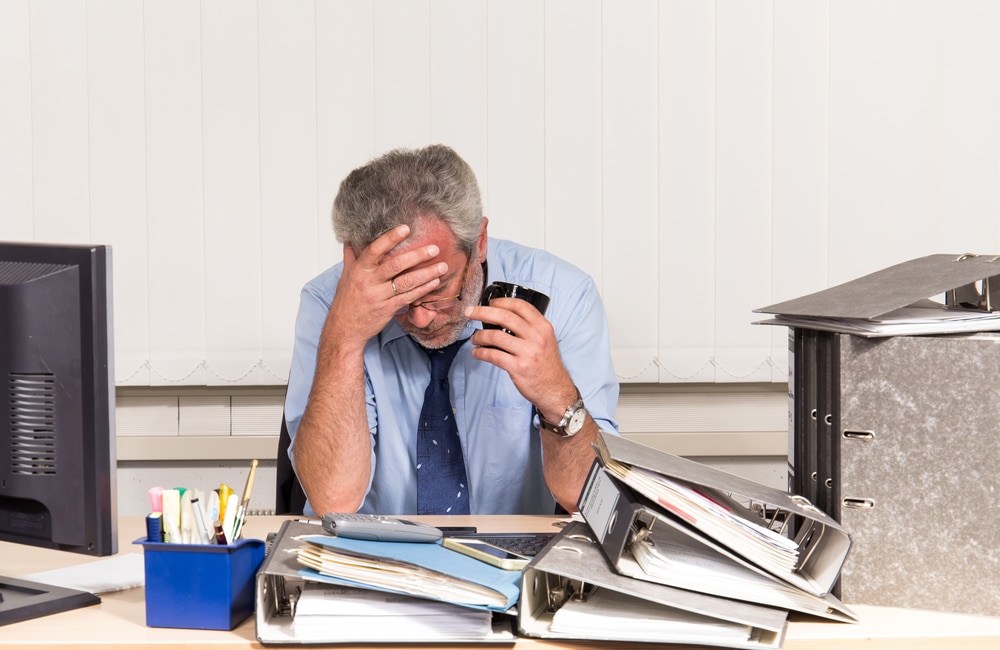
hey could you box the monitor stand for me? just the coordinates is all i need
[0,576,100,626]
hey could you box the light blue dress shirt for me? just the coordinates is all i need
[284,238,619,515]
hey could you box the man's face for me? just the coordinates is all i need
[396,253,483,349]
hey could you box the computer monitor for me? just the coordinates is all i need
[0,241,117,626]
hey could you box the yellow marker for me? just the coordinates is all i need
[218,483,235,508]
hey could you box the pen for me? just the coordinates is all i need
[190,497,212,544]
[180,490,194,544]
[148,486,164,513]
[232,459,258,541]
[161,489,182,543]
[146,512,163,542]
[221,493,239,544]
[218,483,235,510]
[213,521,228,545]
[207,489,221,523]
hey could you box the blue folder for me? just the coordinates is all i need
[296,534,521,612]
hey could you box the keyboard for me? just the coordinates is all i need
[462,532,556,557]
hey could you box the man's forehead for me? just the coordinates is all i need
[386,217,461,261]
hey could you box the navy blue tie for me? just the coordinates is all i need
[416,338,471,515]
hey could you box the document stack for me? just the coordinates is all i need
[255,520,520,644]
[754,253,1000,338]
[518,432,855,649]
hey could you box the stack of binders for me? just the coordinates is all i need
[255,520,520,644]
[756,253,1000,616]
[518,432,855,649]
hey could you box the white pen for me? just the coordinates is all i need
[190,497,212,544]
[221,492,239,545]
[161,489,182,543]
[180,490,194,544]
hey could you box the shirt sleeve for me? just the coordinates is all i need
[550,273,620,434]
[283,277,334,471]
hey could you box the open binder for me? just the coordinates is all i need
[755,253,1000,337]
[254,520,517,645]
[581,464,856,623]
[519,521,788,649]
[581,432,851,599]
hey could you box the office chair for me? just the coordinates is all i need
[275,414,307,515]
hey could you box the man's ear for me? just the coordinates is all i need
[476,217,489,262]
[343,242,359,266]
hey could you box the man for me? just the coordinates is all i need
[285,144,618,516]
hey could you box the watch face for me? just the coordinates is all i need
[567,407,586,434]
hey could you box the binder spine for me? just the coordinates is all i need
[817,331,840,523]
[790,328,818,517]
[791,328,841,523]
[786,328,796,495]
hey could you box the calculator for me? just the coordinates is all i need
[321,513,443,543]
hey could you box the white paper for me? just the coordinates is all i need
[550,588,752,644]
[291,584,493,642]
[18,553,145,594]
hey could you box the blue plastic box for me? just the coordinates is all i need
[136,537,266,630]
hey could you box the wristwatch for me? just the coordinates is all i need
[539,392,587,437]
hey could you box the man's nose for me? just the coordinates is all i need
[406,306,437,328]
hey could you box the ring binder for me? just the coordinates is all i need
[756,253,1000,337]
[757,254,1000,616]
[584,432,851,599]
[519,521,790,649]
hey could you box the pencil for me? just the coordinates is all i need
[232,458,258,540]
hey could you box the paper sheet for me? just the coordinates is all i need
[18,553,145,594]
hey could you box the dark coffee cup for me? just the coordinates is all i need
[480,282,550,333]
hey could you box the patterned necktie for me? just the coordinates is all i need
[416,338,471,515]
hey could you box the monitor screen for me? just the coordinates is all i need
[0,241,117,625]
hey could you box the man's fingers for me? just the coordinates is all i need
[389,263,447,295]
[363,224,411,263]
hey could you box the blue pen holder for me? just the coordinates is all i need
[135,537,266,630]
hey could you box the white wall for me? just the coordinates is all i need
[3,0,1000,390]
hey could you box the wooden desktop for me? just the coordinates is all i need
[2,515,999,649]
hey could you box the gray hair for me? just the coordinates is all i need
[332,144,484,255]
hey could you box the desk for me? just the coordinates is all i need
[2,516,1000,649]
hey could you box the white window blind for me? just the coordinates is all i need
[3,1,1000,387]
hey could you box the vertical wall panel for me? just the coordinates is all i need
[602,0,659,382]
[87,0,150,385]
[30,0,90,242]
[658,0,717,383]
[770,0,830,381]
[373,0,431,150]
[430,0,489,207]
[714,0,773,383]
[936,0,1000,251]
[544,0,603,283]
[258,0,319,382]
[202,0,264,384]
[144,0,207,383]
[316,0,376,266]
[0,2,33,241]
[11,2,1000,388]
[484,0,546,248]
[828,1,944,283]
